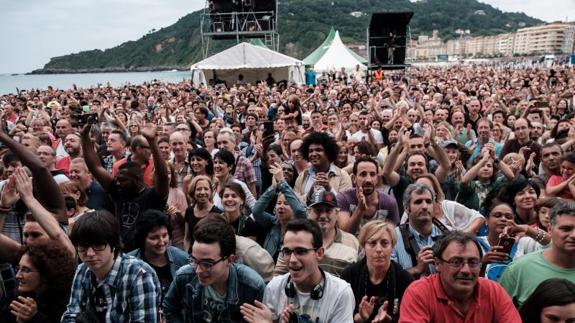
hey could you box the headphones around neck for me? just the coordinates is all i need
[285,268,326,300]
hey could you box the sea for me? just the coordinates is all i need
[0,71,192,95]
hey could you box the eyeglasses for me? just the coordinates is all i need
[176,128,190,131]
[190,256,227,271]
[77,244,108,253]
[439,257,481,269]
[280,247,317,258]
[15,266,37,274]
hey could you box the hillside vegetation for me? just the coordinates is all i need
[35,0,542,73]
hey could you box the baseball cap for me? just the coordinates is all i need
[442,139,459,149]
[308,189,337,208]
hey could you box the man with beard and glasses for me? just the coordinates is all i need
[500,201,575,308]
[294,132,352,201]
[399,231,521,322]
[392,183,446,278]
[80,123,169,252]
[240,219,354,323]
[275,189,359,277]
[337,157,400,234]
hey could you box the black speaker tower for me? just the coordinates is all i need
[368,11,413,70]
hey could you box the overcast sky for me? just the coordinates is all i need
[0,0,572,74]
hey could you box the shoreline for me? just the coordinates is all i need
[28,67,189,75]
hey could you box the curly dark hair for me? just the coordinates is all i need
[133,210,173,252]
[22,243,76,298]
[299,132,339,163]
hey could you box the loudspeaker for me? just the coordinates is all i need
[368,12,413,67]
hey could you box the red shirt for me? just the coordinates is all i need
[112,156,155,188]
[55,156,71,176]
[399,274,521,323]
[547,175,573,199]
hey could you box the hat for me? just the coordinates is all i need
[442,140,459,149]
[308,189,337,208]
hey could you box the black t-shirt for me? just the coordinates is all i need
[91,285,108,323]
[185,205,223,251]
[147,261,172,299]
[341,258,414,323]
[108,184,167,251]
[229,214,264,243]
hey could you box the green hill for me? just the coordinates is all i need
[35,0,542,73]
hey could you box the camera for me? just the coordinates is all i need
[73,113,99,127]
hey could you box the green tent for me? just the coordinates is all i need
[248,38,266,47]
[303,27,367,70]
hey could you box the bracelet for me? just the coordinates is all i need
[0,206,12,213]
[534,228,546,243]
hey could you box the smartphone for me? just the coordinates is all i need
[497,235,515,254]
[262,121,274,137]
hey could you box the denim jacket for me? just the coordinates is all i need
[251,180,307,259]
[163,263,265,323]
[128,246,189,278]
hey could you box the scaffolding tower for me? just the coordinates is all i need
[200,0,279,58]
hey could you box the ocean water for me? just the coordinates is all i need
[0,71,192,95]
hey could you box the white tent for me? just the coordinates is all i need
[190,42,305,85]
[304,29,367,72]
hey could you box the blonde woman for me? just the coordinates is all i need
[183,175,222,252]
[341,220,413,323]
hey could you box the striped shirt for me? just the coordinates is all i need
[61,253,160,323]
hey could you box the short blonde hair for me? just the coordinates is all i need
[358,220,397,248]
[187,175,214,205]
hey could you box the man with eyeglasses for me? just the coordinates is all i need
[274,189,359,277]
[240,219,354,323]
[399,231,521,322]
[62,210,161,322]
[163,217,265,322]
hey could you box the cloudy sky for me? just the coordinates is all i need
[0,0,572,74]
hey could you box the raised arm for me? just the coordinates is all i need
[13,168,75,256]
[0,126,66,223]
[141,124,169,198]
[461,152,490,185]
[383,130,409,187]
[80,124,114,190]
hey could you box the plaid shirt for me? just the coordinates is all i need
[61,253,160,323]
[233,154,256,186]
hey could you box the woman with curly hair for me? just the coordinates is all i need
[8,243,76,322]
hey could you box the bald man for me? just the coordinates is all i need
[169,131,191,188]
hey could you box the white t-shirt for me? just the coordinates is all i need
[351,129,384,145]
[263,272,354,323]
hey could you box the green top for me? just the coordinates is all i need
[499,250,575,308]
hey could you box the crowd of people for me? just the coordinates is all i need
[0,61,574,322]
